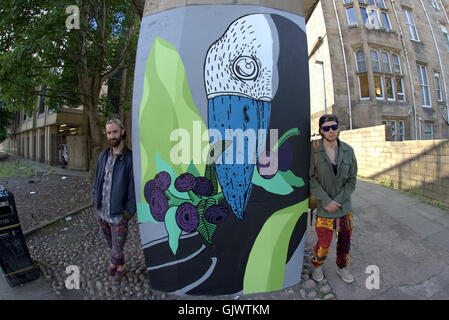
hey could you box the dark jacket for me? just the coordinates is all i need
[309,139,357,219]
[92,145,136,219]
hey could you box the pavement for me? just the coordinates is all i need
[1,177,449,300]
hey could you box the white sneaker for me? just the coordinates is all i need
[336,266,354,283]
[311,265,324,282]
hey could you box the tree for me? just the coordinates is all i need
[0,0,140,176]
[0,100,13,143]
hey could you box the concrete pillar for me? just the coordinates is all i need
[134,0,310,296]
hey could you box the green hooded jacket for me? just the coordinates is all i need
[309,138,358,219]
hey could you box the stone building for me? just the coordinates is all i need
[307,0,449,140]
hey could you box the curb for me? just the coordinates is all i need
[23,203,92,237]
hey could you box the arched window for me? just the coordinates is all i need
[370,50,380,72]
[382,52,391,73]
[392,54,401,74]
[355,49,366,72]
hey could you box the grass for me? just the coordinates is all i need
[0,159,35,178]
[0,157,53,178]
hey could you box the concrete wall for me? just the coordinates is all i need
[67,135,88,170]
[340,125,449,205]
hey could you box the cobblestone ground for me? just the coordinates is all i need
[1,160,337,300]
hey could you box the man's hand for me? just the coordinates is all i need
[323,200,341,213]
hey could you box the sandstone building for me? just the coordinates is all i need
[307,0,449,140]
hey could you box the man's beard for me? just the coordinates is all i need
[109,135,122,147]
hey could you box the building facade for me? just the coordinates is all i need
[307,0,449,140]
[2,88,89,170]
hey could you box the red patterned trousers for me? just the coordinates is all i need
[312,212,353,269]
[96,216,129,266]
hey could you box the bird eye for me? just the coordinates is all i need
[232,56,259,81]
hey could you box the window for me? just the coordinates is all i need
[403,9,420,41]
[392,54,402,74]
[391,120,397,141]
[374,75,384,99]
[358,0,366,3]
[418,65,431,107]
[344,0,353,3]
[370,50,380,72]
[434,72,443,101]
[382,12,392,30]
[356,50,366,72]
[424,123,433,140]
[368,0,376,5]
[382,52,391,73]
[359,75,370,99]
[377,0,386,9]
[346,7,358,26]
[431,0,440,10]
[385,76,395,100]
[399,120,405,141]
[368,9,382,28]
[355,50,369,100]
[441,25,449,51]
[360,7,368,25]
[396,76,406,101]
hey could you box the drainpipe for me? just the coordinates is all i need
[391,0,418,140]
[437,0,449,136]
[331,0,353,130]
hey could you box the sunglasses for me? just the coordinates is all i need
[321,124,338,132]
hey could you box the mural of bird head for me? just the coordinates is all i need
[205,14,279,220]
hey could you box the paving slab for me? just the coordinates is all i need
[412,202,448,221]
[0,273,57,300]
[426,231,449,252]
[396,214,445,238]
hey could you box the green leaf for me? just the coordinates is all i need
[243,199,308,294]
[164,206,182,255]
[278,170,305,188]
[196,198,217,244]
[251,167,294,195]
[139,37,209,201]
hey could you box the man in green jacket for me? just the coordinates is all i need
[309,114,357,283]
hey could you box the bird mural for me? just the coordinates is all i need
[205,14,279,220]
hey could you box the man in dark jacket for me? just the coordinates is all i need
[309,114,357,283]
[92,118,136,281]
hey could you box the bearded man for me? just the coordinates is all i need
[92,118,136,281]
[309,114,358,283]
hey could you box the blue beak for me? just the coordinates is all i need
[208,95,271,219]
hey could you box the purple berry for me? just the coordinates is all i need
[175,203,199,232]
[192,177,213,196]
[174,173,196,192]
[149,188,169,222]
[205,205,230,224]
[154,171,171,191]
[144,179,154,204]
[278,141,294,172]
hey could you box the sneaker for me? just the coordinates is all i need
[336,266,354,283]
[311,265,324,282]
[113,267,128,282]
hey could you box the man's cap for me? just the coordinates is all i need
[106,118,124,129]
[319,114,339,127]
